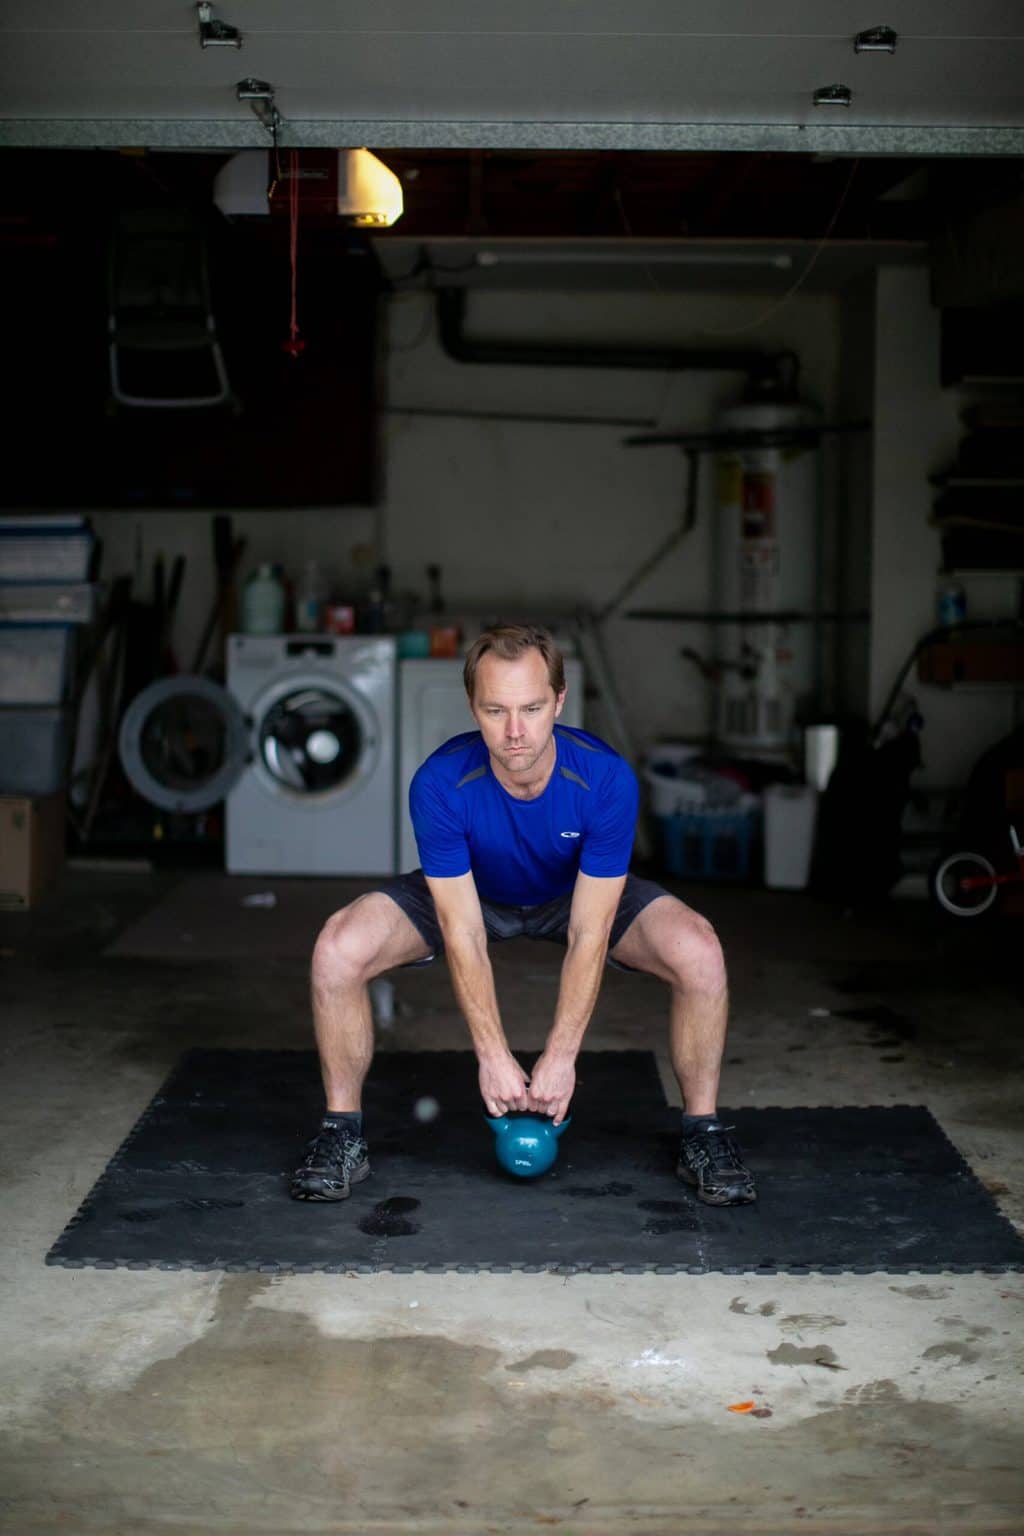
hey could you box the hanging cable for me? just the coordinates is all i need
[282,149,305,357]
[698,160,860,337]
[267,114,282,201]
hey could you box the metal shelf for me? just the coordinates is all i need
[622,421,869,452]
[625,609,869,624]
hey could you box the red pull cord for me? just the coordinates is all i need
[282,149,305,357]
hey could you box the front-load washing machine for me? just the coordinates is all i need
[225,634,396,875]
[117,634,397,875]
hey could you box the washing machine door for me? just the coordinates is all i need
[256,683,366,795]
[118,674,249,814]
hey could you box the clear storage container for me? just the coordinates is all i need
[0,626,76,705]
[0,584,96,625]
[655,798,760,883]
[0,707,69,795]
[0,518,94,582]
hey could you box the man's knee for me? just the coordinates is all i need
[312,896,390,989]
[666,910,728,997]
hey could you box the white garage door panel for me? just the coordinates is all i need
[2,9,1023,126]
[4,2,1021,41]
[2,1,1021,147]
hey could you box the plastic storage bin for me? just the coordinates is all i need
[655,799,760,882]
[0,583,96,624]
[0,626,76,705]
[0,708,69,795]
[0,518,94,582]
[645,747,739,816]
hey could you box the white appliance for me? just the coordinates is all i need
[225,634,396,875]
[398,656,584,872]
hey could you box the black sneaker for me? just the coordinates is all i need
[290,1122,371,1202]
[677,1122,757,1206]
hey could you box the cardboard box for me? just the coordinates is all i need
[917,639,1024,687]
[0,794,65,908]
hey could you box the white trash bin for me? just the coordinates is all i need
[763,784,818,890]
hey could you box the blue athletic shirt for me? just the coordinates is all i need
[409,724,639,906]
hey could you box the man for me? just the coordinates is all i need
[291,622,756,1207]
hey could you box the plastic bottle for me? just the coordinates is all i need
[295,559,327,633]
[241,564,285,635]
[936,581,966,628]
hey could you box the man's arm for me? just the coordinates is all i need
[425,872,531,1117]
[528,872,626,1124]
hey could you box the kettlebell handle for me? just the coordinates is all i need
[485,1114,572,1135]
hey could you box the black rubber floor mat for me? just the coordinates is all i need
[46,1050,1024,1275]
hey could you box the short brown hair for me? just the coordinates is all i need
[463,623,566,700]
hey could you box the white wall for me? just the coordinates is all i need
[86,505,378,679]
[382,286,842,751]
[870,265,1018,789]
[81,269,1020,795]
[88,284,843,758]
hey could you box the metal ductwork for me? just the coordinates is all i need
[436,289,770,374]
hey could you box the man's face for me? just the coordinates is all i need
[470,648,566,776]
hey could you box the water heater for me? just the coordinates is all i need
[713,400,819,757]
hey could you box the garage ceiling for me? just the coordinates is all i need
[1,1,1023,154]
[3,5,1021,303]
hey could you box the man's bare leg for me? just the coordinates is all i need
[609,894,727,1114]
[610,893,756,1204]
[292,892,431,1202]
[311,892,431,1109]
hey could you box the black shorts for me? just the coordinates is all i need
[374,869,670,971]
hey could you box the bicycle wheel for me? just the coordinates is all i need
[930,850,998,917]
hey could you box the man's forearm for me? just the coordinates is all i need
[547,934,609,1057]
[442,929,510,1060]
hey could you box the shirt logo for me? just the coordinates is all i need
[560,830,581,838]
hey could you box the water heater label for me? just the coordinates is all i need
[741,471,776,540]
[740,545,780,608]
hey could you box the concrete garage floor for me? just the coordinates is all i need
[1,866,1023,1536]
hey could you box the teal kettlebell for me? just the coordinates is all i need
[485,1114,571,1179]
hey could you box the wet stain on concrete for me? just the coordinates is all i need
[843,1379,901,1405]
[637,1200,688,1214]
[922,1342,980,1365]
[506,1350,577,1372]
[358,1196,421,1238]
[935,1317,993,1337]
[768,1343,847,1370]
[780,1314,848,1333]
[889,1284,952,1301]
[730,1298,778,1317]
[2,1279,1020,1530]
[833,1003,919,1040]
